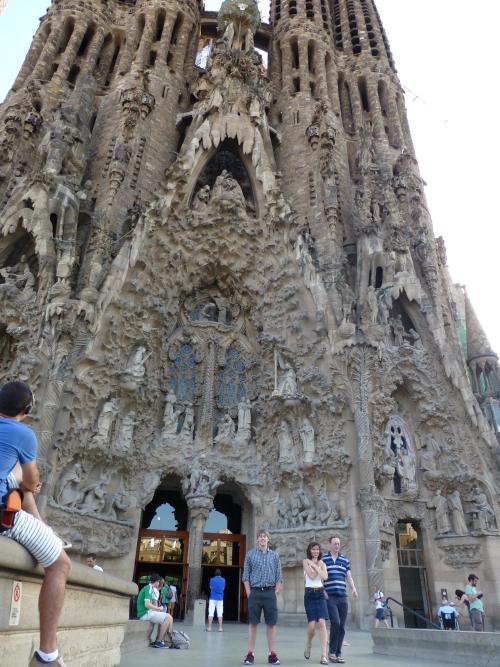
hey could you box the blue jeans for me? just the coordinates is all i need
[326,595,348,656]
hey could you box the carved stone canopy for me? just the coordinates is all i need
[218,0,261,35]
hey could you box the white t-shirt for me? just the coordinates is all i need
[374,591,385,609]
[93,564,104,572]
[169,584,177,602]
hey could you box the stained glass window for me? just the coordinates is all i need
[217,347,247,407]
[168,344,198,401]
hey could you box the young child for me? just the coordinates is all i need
[373,589,390,628]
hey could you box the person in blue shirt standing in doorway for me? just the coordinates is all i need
[207,568,226,632]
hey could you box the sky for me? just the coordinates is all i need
[0,0,498,354]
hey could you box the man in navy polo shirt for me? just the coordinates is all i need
[322,535,358,664]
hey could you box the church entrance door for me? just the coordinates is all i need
[135,529,189,619]
[201,532,247,621]
[396,521,431,628]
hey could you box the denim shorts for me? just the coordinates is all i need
[304,588,329,622]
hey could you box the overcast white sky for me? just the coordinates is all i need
[0,0,498,353]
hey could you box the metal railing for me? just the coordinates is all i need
[384,597,441,630]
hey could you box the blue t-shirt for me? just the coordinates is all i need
[0,418,38,503]
[209,575,226,601]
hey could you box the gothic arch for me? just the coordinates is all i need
[187,138,262,217]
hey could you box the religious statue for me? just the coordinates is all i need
[215,413,236,444]
[192,184,211,211]
[94,399,119,446]
[273,364,299,399]
[468,487,496,532]
[210,169,247,216]
[299,417,315,464]
[78,471,110,514]
[277,420,295,465]
[56,463,85,508]
[124,346,149,380]
[427,489,451,535]
[448,490,468,536]
[180,405,195,440]
[0,255,35,293]
[366,285,378,325]
[163,392,180,435]
[114,411,137,454]
[236,398,251,444]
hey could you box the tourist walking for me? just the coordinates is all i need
[242,529,283,665]
[322,535,358,664]
[207,568,226,631]
[464,574,485,631]
[373,589,390,628]
[0,381,71,667]
[303,542,329,665]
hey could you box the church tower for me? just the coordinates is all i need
[0,0,499,627]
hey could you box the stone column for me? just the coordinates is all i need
[366,78,385,142]
[185,496,213,615]
[31,23,65,81]
[158,14,176,64]
[350,346,385,595]
[83,27,106,73]
[54,23,88,83]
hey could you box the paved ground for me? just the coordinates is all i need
[120,623,472,667]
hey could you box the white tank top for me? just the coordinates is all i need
[304,569,324,588]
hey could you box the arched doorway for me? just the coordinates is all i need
[201,492,246,621]
[396,521,431,627]
[134,480,189,619]
[134,478,249,621]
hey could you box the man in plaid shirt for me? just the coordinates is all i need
[242,530,283,665]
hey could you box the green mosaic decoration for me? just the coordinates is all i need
[218,0,261,35]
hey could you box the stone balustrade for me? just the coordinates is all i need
[0,535,137,667]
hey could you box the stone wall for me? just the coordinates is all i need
[0,536,137,667]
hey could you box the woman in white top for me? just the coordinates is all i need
[303,541,329,665]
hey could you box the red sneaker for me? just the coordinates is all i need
[268,652,281,665]
[244,652,255,665]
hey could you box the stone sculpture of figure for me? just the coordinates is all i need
[56,463,84,508]
[317,492,338,524]
[102,490,131,521]
[274,366,299,398]
[337,274,355,324]
[299,417,315,464]
[237,398,251,442]
[276,497,289,529]
[192,184,211,211]
[0,255,35,293]
[448,490,468,536]
[94,399,119,446]
[397,447,416,493]
[125,346,148,380]
[277,420,295,465]
[356,121,375,175]
[78,471,110,514]
[392,315,405,347]
[406,328,423,349]
[366,285,378,324]
[215,413,236,443]
[427,489,451,535]
[420,434,441,473]
[163,392,179,434]
[377,290,390,326]
[181,405,195,440]
[115,411,137,454]
[297,488,316,526]
[210,169,247,216]
[469,487,496,532]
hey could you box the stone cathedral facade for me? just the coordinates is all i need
[1,0,499,628]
